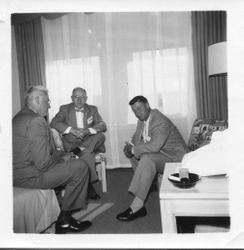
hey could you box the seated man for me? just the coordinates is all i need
[13,85,92,234]
[116,96,189,221]
[50,87,107,200]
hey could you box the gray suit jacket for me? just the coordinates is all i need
[12,108,57,182]
[50,103,107,134]
[132,109,189,161]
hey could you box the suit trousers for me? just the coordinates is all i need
[128,152,172,201]
[13,159,89,212]
[62,132,105,153]
[62,133,106,183]
[80,152,97,183]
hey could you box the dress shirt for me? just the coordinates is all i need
[142,113,151,143]
[131,113,151,155]
[63,109,96,135]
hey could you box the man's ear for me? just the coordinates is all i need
[145,103,150,109]
[35,96,41,105]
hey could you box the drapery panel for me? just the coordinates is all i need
[192,11,227,122]
[42,12,196,168]
[14,16,46,107]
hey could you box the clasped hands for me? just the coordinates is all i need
[123,141,134,158]
[70,128,90,139]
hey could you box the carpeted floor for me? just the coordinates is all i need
[73,168,162,234]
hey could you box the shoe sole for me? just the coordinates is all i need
[55,223,91,234]
[116,211,147,222]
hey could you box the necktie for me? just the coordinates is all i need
[75,108,84,112]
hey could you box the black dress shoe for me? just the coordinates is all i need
[116,207,147,221]
[55,215,92,234]
[71,147,82,156]
[88,184,101,200]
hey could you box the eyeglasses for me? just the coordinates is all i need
[72,95,86,99]
[43,99,51,104]
[40,96,50,104]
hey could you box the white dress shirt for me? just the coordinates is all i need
[64,110,96,134]
[142,113,151,143]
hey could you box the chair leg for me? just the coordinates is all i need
[96,163,102,181]
[158,174,163,188]
[101,160,107,193]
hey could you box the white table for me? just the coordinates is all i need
[159,162,229,233]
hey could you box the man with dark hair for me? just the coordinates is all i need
[116,95,189,221]
[13,85,92,233]
[51,87,107,200]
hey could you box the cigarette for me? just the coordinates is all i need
[126,141,134,146]
[168,175,180,182]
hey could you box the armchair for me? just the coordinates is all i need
[188,119,228,151]
[51,128,107,192]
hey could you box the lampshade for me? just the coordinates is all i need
[208,41,227,76]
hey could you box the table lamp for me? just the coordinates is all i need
[208,41,227,76]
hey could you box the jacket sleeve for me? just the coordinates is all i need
[27,117,55,172]
[133,121,170,159]
[89,106,107,133]
[50,106,70,133]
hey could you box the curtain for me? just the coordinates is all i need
[192,11,227,122]
[14,16,46,107]
[41,12,196,168]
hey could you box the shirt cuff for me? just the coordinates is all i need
[89,128,97,134]
[64,126,72,134]
[131,146,134,155]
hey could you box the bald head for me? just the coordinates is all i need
[71,87,87,109]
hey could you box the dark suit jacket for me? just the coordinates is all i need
[50,103,107,134]
[12,108,57,183]
[132,109,189,161]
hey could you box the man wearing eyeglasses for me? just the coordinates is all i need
[50,87,107,200]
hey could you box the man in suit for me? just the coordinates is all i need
[13,85,92,233]
[116,95,189,221]
[50,87,107,200]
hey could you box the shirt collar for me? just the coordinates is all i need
[144,112,151,125]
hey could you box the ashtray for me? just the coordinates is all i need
[168,172,200,189]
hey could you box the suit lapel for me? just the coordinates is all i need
[46,121,56,152]
[137,111,153,143]
[135,121,144,143]
[147,111,154,138]
[83,104,89,128]
[69,104,78,129]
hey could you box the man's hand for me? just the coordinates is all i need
[123,142,134,158]
[69,128,90,139]
[70,128,82,138]
[61,152,76,162]
[54,151,76,163]
[78,128,90,139]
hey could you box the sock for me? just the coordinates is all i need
[71,147,81,155]
[130,196,144,213]
[59,210,71,218]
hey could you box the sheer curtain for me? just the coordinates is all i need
[41,12,196,168]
